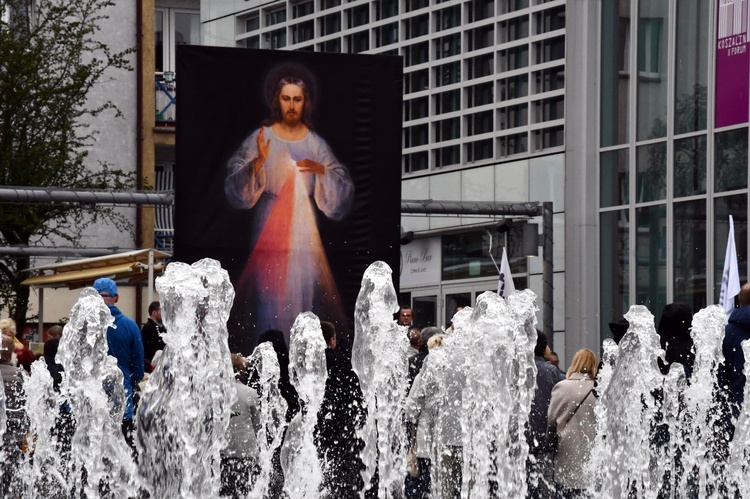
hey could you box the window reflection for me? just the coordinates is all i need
[674,135,707,197]
[674,0,708,134]
[636,142,666,202]
[637,2,669,140]
[442,229,527,281]
[600,210,629,339]
[636,204,667,315]
[600,0,630,147]
[674,200,707,312]
[715,128,748,193]
[600,149,629,208]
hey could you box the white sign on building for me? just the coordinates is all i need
[400,237,441,288]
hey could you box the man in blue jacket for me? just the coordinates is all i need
[93,277,145,448]
[719,282,750,442]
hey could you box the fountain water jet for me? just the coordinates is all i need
[136,258,235,498]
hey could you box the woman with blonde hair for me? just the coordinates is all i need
[547,348,598,498]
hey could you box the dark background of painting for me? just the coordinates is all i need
[174,46,403,354]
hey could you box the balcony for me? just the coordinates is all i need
[155,71,176,127]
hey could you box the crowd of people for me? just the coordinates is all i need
[5,286,750,498]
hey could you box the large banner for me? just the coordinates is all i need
[716,0,750,127]
[175,47,403,354]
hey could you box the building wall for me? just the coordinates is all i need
[201,0,571,356]
[596,0,750,342]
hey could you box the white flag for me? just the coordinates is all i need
[498,247,516,298]
[720,215,741,316]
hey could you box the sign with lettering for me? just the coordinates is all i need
[400,237,441,287]
[716,0,750,127]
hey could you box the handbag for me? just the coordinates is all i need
[547,388,593,454]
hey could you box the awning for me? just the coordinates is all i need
[21,249,172,289]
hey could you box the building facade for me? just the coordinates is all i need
[201,0,570,357]
[200,0,750,364]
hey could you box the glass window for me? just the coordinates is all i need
[499,104,528,130]
[500,75,529,100]
[636,142,666,202]
[600,0,630,147]
[499,132,528,156]
[435,145,460,167]
[499,0,529,14]
[500,15,529,42]
[435,62,461,86]
[323,0,341,8]
[266,28,287,49]
[405,69,428,93]
[536,5,565,34]
[466,54,493,80]
[468,82,494,108]
[245,16,260,32]
[435,90,460,115]
[536,126,564,149]
[536,35,565,64]
[435,117,460,142]
[600,209,630,341]
[468,0,494,22]
[347,31,369,53]
[436,34,461,59]
[714,195,748,303]
[467,111,493,136]
[293,0,314,18]
[636,204,667,316]
[468,25,494,51]
[404,151,429,173]
[636,2,669,140]
[500,45,529,71]
[376,0,399,20]
[405,124,428,147]
[348,5,369,28]
[442,229,527,280]
[406,0,429,12]
[600,148,629,208]
[245,36,260,49]
[406,97,429,120]
[537,95,564,122]
[467,139,493,162]
[534,66,564,93]
[674,199,707,312]
[320,13,341,35]
[292,21,314,44]
[674,0,708,134]
[715,128,748,193]
[175,12,200,46]
[406,14,429,38]
[266,8,287,26]
[674,135,707,197]
[376,22,398,47]
[406,42,429,66]
[155,11,164,72]
[435,5,461,31]
[322,38,341,52]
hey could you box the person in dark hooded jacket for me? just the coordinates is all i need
[718,283,750,441]
[657,302,695,378]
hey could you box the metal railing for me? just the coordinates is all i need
[155,71,176,124]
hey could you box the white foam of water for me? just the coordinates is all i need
[56,287,138,498]
[351,261,409,497]
[281,311,328,497]
[247,341,288,498]
[136,258,236,498]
